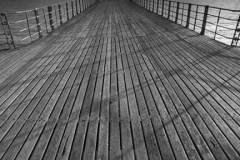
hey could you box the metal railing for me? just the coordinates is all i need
[132,0,240,46]
[0,0,98,50]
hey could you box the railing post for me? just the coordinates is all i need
[148,0,151,10]
[162,0,164,16]
[79,0,82,12]
[168,1,171,19]
[71,1,74,17]
[76,0,78,15]
[53,5,58,26]
[5,13,15,48]
[175,2,180,23]
[66,2,70,20]
[193,5,198,30]
[83,0,85,10]
[213,9,221,39]
[231,15,240,46]
[48,6,54,31]
[58,4,63,25]
[152,0,155,12]
[25,12,32,42]
[200,5,209,35]
[156,0,159,14]
[0,15,9,48]
[34,8,43,38]
[0,13,15,49]
[42,8,49,33]
[185,3,191,28]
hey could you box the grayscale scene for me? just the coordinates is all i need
[0,0,240,159]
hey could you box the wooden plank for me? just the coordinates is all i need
[116,36,134,160]
[149,35,240,159]
[108,36,121,160]
[41,11,103,159]
[0,38,80,159]
[173,41,240,116]
[0,0,240,160]
[80,19,106,160]
[144,37,215,160]
[0,41,73,119]
[60,18,105,160]
[0,38,83,159]
[123,37,149,160]
[43,35,96,160]
[41,39,92,160]
[96,36,110,160]
[126,37,162,160]
[25,38,88,160]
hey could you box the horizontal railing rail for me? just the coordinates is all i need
[132,0,240,46]
[0,0,98,50]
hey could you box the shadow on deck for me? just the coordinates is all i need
[0,0,240,160]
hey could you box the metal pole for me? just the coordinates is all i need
[181,4,184,24]
[185,3,191,28]
[71,1,74,17]
[58,4,63,25]
[66,2,69,20]
[175,2,179,23]
[200,5,209,35]
[162,0,164,16]
[213,9,221,39]
[79,0,82,12]
[83,0,85,10]
[25,12,32,41]
[76,0,79,15]
[4,13,15,48]
[42,8,49,33]
[156,0,159,14]
[148,0,151,10]
[0,13,11,49]
[231,15,240,46]
[48,5,54,31]
[152,0,155,12]
[54,5,58,26]
[168,1,171,19]
[193,5,198,30]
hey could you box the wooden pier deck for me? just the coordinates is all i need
[1,0,240,159]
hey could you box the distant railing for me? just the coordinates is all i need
[0,0,98,50]
[132,0,240,46]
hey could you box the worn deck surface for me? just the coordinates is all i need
[1,0,240,159]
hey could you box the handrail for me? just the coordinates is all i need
[164,0,240,12]
[0,0,98,50]
[132,0,240,46]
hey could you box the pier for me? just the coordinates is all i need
[0,0,240,159]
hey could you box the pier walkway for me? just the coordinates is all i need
[1,0,240,159]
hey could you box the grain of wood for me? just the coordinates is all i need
[0,0,240,160]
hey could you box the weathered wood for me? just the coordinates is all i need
[0,1,240,160]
